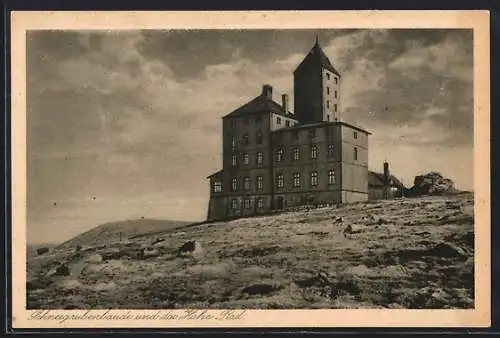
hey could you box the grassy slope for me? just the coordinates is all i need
[27,193,474,309]
[56,219,193,250]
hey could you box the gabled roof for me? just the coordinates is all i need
[206,169,223,179]
[223,94,294,119]
[294,39,341,77]
[369,171,405,188]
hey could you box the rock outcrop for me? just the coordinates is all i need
[407,172,456,196]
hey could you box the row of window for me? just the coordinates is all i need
[231,197,264,210]
[229,115,296,129]
[230,145,359,167]
[231,132,263,150]
[326,87,338,98]
[213,170,337,193]
[326,101,338,111]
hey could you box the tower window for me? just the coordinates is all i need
[310,171,318,187]
[276,148,284,162]
[327,87,330,94]
[213,181,222,193]
[256,176,263,190]
[231,199,238,209]
[293,173,301,187]
[311,145,318,159]
[242,153,249,165]
[334,90,338,98]
[243,134,249,146]
[231,154,237,167]
[276,174,284,188]
[326,100,330,108]
[256,131,263,144]
[256,152,264,165]
[293,147,300,161]
[354,147,358,161]
[328,144,335,158]
[328,170,336,185]
[231,178,238,191]
[286,120,290,127]
[335,77,338,84]
[334,104,338,113]
[244,177,251,191]
[353,131,358,139]
[276,117,282,125]
[231,136,237,150]
[326,73,330,80]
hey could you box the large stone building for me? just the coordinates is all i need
[206,38,371,221]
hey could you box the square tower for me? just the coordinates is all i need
[293,37,342,124]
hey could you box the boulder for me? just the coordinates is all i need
[426,242,468,259]
[178,240,203,258]
[46,264,70,277]
[408,172,456,196]
[36,247,50,255]
[86,254,103,264]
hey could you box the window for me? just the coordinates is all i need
[310,171,318,187]
[244,198,251,209]
[354,147,358,161]
[327,87,330,94]
[257,198,264,209]
[293,173,301,187]
[256,176,263,190]
[327,115,330,121]
[286,120,290,127]
[231,177,238,191]
[243,134,249,146]
[293,147,301,161]
[334,90,338,98]
[231,136,237,150]
[276,174,284,188]
[231,199,238,209]
[311,145,318,159]
[293,131,299,141]
[256,152,264,165]
[335,77,338,84]
[256,131,263,144]
[308,128,316,138]
[326,100,330,108]
[334,104,338,113]
[231,154,237,167]
[276,148,284,162]
[328,144,335,158]
[213,181,222,193]
[277,117,281,125]
[328,170,335,185]
[244,177,251,191]
[326,73,330,80]
[242,153,249,165]
[243,117,249,125]
[353,131,358,139]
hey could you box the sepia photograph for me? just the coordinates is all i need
[11,11,490,328]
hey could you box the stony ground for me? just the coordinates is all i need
[27,193,474,309]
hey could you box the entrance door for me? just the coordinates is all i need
[276,196,284,210]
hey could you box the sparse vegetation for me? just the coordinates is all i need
[27,193,474,309]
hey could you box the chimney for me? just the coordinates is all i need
[262,84,273,100]
[281,94,289,114]
[383,161,390,184]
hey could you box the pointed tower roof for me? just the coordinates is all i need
[294,38,341,77]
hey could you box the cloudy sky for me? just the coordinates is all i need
[27,29,473,244]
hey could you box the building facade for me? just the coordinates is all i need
[206,38,371,221]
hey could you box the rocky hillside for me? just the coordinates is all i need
[27,193,474,310]
[407,172,459,196]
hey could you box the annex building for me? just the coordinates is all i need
[206,38,397,221]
